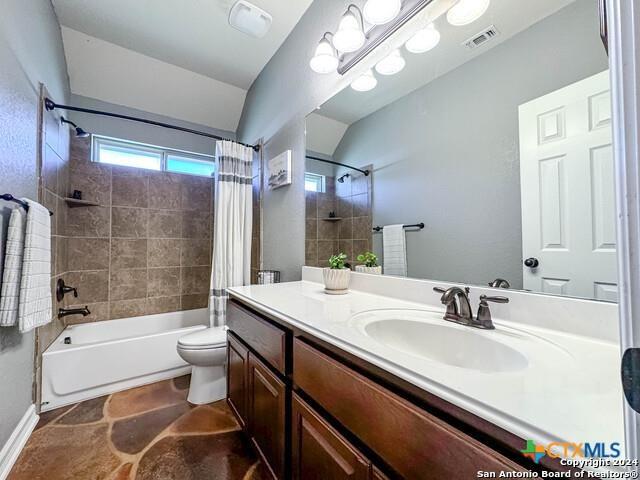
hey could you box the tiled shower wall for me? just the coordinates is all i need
[62,135,214,323]
[305,167,373,267]
[37,88,71,354]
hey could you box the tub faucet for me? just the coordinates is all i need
[58,306,91,319]
[488,278,510,289]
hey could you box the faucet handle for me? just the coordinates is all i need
[479,295,509,304]
[433,287,446,294]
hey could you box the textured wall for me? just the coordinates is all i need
[0,0,69,447]
[60,136,214,323]
[334,0,608,288]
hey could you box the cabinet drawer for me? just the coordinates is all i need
[292,393,371,480]
[228,301,287,374]
[293,339,523,479]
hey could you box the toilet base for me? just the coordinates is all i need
[187,365,226,405]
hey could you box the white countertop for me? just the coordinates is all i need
[228,280,625,459]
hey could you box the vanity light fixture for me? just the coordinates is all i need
[363,0,402,26]
[351,69,378,92]
[375,48,406,75]
[405,23,441,53]
[332,5,366,53]
[446,0,490,26]
[310,32,340,74]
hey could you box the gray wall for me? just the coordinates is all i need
[68,94,235,156]
[238,0,358,281]
[333,0,608,288]
[0,0,69,449]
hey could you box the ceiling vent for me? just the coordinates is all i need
[229,0,273,38]
[462,25,500,50]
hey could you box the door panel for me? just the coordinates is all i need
[227,334,248,428]
[519,70,617,300]
[248,352,286,479]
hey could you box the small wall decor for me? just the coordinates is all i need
[268,150,292,190]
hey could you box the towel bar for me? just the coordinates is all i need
[1,194,54,216]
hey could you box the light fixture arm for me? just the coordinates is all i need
[345,4,366,34]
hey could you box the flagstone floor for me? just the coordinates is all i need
[8,376,270,480]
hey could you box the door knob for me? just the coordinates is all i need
[524,257,539,268]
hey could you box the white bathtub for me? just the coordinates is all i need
[41,309,209,411]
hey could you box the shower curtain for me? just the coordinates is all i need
[209,140,253,327]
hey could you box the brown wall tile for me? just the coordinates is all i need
[181,266,210,294]
[111,239,147,269]
[182,211,211,238]
[112,176,148,207]
[67,206,110,237]
[110,299,146,320]
[149,174,181,209]
[65,270,109,304]
[110,269,147,300]
[148,239,181,267]
[353,216,372,240]
[112,207,148,238]
[338,217,353,240]
[181,176,212,211]
[146,296,180,315]
[148,210,182,238]
[148,267,180,297]
[318,219,339,240]
[68,238,109,271]
[181,238,211,266]
[181,294,208,310]
[69,169,111,205]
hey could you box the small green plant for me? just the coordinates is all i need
[328,253,348,269]
[356,251,378,267]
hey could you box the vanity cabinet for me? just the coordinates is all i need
[227,299,536,479]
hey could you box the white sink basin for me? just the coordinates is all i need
[351,310,530,373]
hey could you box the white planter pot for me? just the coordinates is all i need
[323,268,351,294]
[355,265,382,275]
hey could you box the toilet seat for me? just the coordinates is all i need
[178,327,227,350]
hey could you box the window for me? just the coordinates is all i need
[305,172,326,192]
[92,135,215,177]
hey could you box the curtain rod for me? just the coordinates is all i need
[44,98,260,152]
[305,155,370,176]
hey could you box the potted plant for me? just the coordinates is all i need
[355,251,382,275]
[323,253,351,294]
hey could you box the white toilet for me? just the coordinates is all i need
[176,326,227,405]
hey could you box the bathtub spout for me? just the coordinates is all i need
[58,306,91,319]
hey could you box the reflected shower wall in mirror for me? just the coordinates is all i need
[304,0,615,302]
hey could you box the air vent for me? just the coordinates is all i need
[463,25,500,50]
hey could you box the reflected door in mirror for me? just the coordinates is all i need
[519,70,617,301]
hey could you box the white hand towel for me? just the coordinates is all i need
[17,199,52,332]
[0,207,26,326]
[383,224,407,277]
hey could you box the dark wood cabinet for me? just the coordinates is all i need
[227,333,249,428]
[292,393,371,480]
[248,352,286,480]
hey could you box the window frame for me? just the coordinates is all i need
[91,135,215,177]
[304,172,326,193]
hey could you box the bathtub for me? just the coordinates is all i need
[41,309,209,411]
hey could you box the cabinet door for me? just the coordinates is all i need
[248,352,286,479]
[292,393,371,480]
[227,334,249,428]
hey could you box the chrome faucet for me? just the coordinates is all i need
[433,287,509,330]
[488,278,510,289]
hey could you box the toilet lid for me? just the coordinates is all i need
[178,327,227,349]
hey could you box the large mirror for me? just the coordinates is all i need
[305,0,616,302]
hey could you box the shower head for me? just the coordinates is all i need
[337,173,350,183]
[61,116,90,138]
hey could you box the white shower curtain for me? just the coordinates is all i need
[209,140,253,327]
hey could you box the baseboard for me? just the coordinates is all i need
[0,405,38,480]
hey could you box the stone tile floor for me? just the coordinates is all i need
[9,376,271,480]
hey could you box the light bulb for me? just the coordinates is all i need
[310,37,339,74]
[375,49,405,76]
[363,0,401,25]
[446,0,490,26]
[405,23,441,53]
[351,70,377,92]
[332,10,365,53]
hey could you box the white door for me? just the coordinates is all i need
[519,70,617,301]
